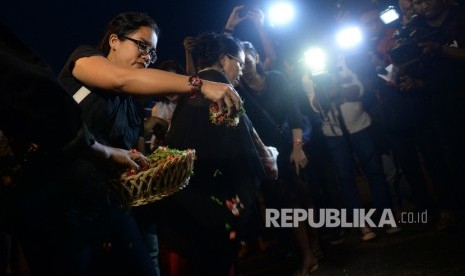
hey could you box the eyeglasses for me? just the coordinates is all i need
[226,54,245,70]
[119,35,157,64]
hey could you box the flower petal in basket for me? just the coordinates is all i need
[111,147,196,207]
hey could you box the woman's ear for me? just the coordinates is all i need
[219,54,228,68]
[109,34,119,50]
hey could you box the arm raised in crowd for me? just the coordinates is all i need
[183,36,197,76]
[247,8,277,70]
[224,5,277,70]
[72,54,242,116]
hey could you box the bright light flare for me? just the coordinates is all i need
[380,6,400,24]
[304,47,327,76]
[268,2,295,27]
[336,26,363,49]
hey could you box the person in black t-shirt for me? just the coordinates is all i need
[0,23,151,276]
[398,0,465,229]
[58,12,246,275]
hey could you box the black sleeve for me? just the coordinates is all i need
[58,45,104,96]
[0,24,94,153]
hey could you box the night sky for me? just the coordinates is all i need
[1,0,393,75]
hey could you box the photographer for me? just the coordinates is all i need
[306,52,396,241]
[356,3,440,218]
[391,0,465,228]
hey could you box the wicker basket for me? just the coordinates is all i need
[111,147,196,207]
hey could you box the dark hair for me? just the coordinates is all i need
[156,59,185,75]
[192,32,243,69]
[98,12,159,56]
[241,40,265,75]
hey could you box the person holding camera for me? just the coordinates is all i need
[355,3,438,219]
[396,0,465,229]
[305,52,396,242]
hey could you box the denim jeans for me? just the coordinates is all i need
[325,127,392,218]
[139,223,160,276]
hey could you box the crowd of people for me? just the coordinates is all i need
[1,0,465,275]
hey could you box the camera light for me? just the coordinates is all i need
[303,47,327,76]
[380,6,400,24]
[336,26,362,49]
[268,2,295,27]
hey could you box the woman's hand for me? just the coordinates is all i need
[247,7,265,29]
[109,148,148,170]
[225,5,248,31]
[290,146,308,176]
[183,36,196,54]
[290,129,308,175]
[90,142,148,170]
[201,81,243,117]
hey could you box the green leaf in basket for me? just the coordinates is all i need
[211,195,223,206]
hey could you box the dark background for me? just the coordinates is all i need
[1,0,395,75]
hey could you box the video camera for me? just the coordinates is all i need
[388,15,444,67]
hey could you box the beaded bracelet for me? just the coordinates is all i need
[188,75,202,97]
